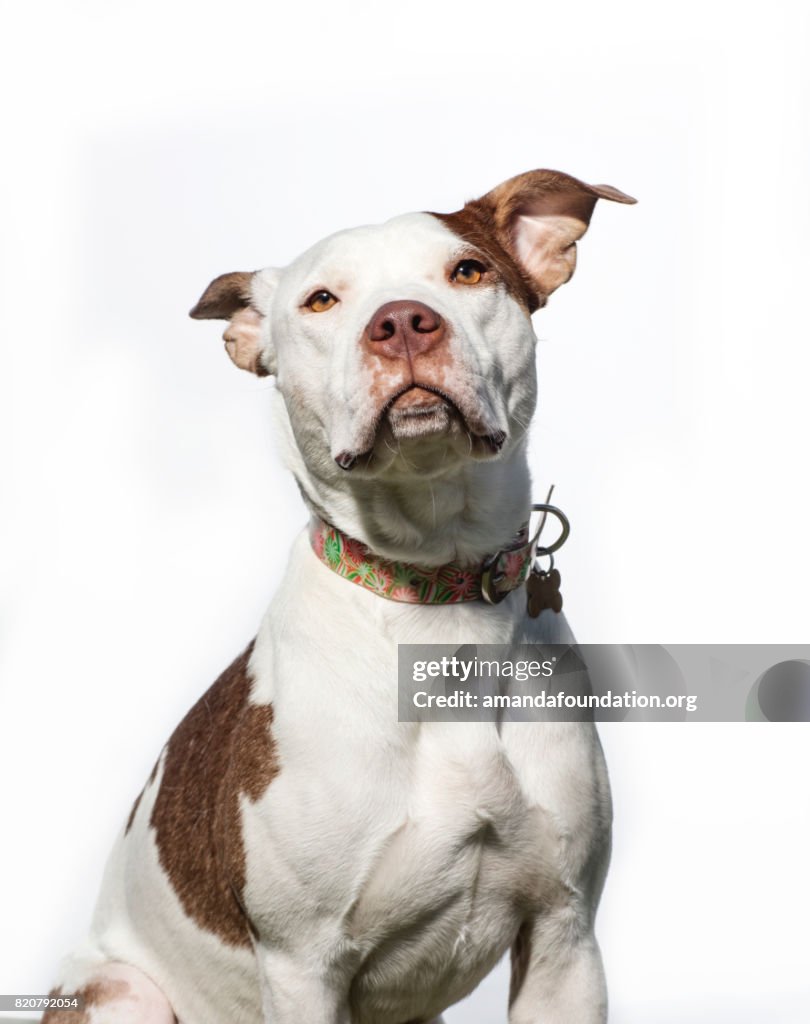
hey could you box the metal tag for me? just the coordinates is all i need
[526,567,563,617]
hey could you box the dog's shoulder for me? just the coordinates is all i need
[126,642,279,949]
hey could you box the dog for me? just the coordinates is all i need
[44,169,635,1024]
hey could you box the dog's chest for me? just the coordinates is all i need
[344,725,574,1019]
[237,548,603,1020]
[242,707,596,1022]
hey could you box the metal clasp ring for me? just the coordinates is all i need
[480,498,570,605]
[533,546,556,574]
[530,503,570,557]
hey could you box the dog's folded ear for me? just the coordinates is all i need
[190,269,279,376]
[456,170,636,307]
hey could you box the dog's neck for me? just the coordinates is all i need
[272,390,533,566]
[295,449,532,568]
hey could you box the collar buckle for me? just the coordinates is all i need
[480,553,509,604]
[480,502,570,605]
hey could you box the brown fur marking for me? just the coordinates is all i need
[361,313,456,412]
[189,270,254,320]
[125,758,159,834]
[432,168,635,311]
[125,790,141,835]
[42,979,131,1024]
[149,641,280,948]
[432,206,540,313]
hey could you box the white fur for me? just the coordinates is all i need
[262,214,537,566]
[52,209,612,1024]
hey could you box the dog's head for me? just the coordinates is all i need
[191,170,633,558]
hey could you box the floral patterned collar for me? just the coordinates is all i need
[308,515,534,605]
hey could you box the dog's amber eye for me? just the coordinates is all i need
[306,290,338,313]
[452,259,486,285]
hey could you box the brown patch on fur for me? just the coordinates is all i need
[190,272,270,377]
[189,271,255,320]
[42,979,131,1024]
[125,758,159,834]
[354,320,493,453]
[432,168,635,310]
[508,920,533,1007]
[149,641,280,948]
[432,207,540,314]
[125,791,141,835]
[361,314,456,410]
[222,700,277,898]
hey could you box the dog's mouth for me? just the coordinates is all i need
[386,386,456,440]
[334,384,506,471]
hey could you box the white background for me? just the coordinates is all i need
[1,1,809,1021]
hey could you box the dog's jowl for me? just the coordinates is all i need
[44,170,635,1024]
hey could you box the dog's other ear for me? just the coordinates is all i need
[190,268,279,376]
[462,170,636,307]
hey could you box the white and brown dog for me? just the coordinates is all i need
[45,170,634,1024]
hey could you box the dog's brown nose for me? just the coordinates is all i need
[365,300,445,359]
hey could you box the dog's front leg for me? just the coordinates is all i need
[508,917,607,1024]
[255,946,353,1024]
